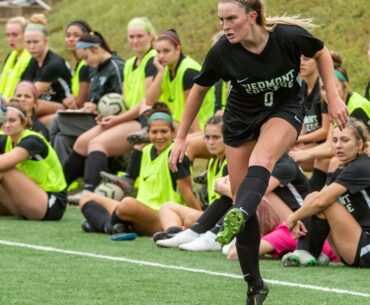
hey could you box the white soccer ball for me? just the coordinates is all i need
[94,182,125,201]
[97,93,127,117]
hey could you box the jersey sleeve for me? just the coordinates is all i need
[294,26,324,58]
[334,157,370,193]
[17,135,48,158]
[194,45,222,87]
[79,65,90,83]
[144,57,157,78]
[183,68,199,91]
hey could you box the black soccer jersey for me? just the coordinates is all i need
[272,154,310,211]
[328,155,370,232]
[300,78,327,135]
[195,24,323,128]
[22,50,72,102]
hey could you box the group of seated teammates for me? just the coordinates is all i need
[1,12,370,271]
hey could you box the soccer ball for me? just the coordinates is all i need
[94,182,125,201]
[97,93,127,117]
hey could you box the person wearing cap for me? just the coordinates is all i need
[0,101,67,221]
[0,16,32,100]
[77,103,201,235]
[21,14,72,124]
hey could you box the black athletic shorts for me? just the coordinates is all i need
[223,102,305,147]
[42,190,67,221]
[346,230,370,268]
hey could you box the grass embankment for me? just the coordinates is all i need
[0,0,369,91]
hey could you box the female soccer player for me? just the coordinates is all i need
[284,118,370,268]
[0,101,67,220]
[0,16,32,99]
[78,103,201,235]
[168,1,348,304]
[22,14,72,123]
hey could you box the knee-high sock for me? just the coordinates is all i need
[235,166,270,222]
[309,168,327,192]
[63,150,86,186]
[125,149,142,181]
[297,215,330,258]
[84,151,109,191]
[191,196,233,234]
[236,214,264,289]
[81,201,111,233]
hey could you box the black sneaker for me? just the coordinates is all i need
[127,128,150,145]
[153,227,183,242]
[246,282,269,305]
[99,171,134,194]
[81,220,99,233]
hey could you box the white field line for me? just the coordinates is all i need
[1,239,370,298]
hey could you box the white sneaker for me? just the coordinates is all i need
[282,249,317,267]
[222,238,236,255]
[156,229,199,248]
[179,231,221,251]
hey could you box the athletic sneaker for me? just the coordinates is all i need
[156,229,199,248]
[317,253,330,266]
[282,250,317,267]
[222,238,236,256]
[179,231,221,251]
[127,128,150,145]
[67,190,92,205]
[99,171,134,194]
[216,208,244,245]
[81,220,99,233]
[246,282,269,305]
[152,227,183,242]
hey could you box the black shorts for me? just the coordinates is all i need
[346,230,370,268]
[223,102,305,147]
[42,190,67,221]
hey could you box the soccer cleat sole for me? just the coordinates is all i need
[216,208,244,245]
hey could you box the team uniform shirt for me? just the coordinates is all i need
[327,155,370,232]
[195,25,324,145]
[346,92,370,130]
[207,157,228,203]
[272,154,310,211]
[31,117,50,140]
[300,78,328,140]
[123,49,157,109]
[22,50,72,102]
[136,143,192,210]
[88,54,124,103]
[0,49,32,99]
[71,60,90,97]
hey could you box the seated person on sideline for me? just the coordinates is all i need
[154,116,232,246]
[283,118,370,268]
[77,103,202,236]
[0,101,67,220]
[156,153,310,251]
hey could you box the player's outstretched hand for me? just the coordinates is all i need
[169,137,187,172]
[328,97,349,130]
